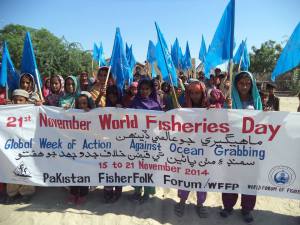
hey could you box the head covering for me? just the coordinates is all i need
[12,89,29,99]
[45,75,65,106]
[185,81,207,108]
[266,82,277,90]
[75,91,96,109]
[19,73,36,93]
[19,73,40,103]
[208,88,225,108]
[42,77,50,98]
[130,79,161,110]
[232,71,262,110]
[58,76,79,108]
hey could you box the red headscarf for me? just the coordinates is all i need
[184,81,207,108]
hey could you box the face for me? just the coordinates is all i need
[214,77,221,86]
[108,93,118,105]
[45,79,50,88]
[65,78,75,94]
[140,83,152,98]
[77,96,89,110]
[190,88,203,104]
[20,75,32,92]
[80,73,88,85]
[162,84,170,93]
[50,77,61,93]
[97,70,107,86]
[176,87,182,95]
[237,76,252,98]
[268,87,274,95]
[153,81,160,91]
[13,96,27,104]
[130,86,138,95]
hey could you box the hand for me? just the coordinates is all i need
[99,87,106,96]
[226,98,232,109]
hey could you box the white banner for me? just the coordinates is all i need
[0,105,299,200]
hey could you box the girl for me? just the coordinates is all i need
[90,66,113,108]
[66,92,95,205]
[220,71,262,223]
[44,75,64,106]
[58,76,78,109]
[130,79,161,203]
[42,77,51,98]
[174,81,208,218]
[19,73,41,103]
[103,85,123,203]
[122,82,138,108]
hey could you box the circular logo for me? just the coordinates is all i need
[268,166,296,187]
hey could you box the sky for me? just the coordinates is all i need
[1,0,300,63]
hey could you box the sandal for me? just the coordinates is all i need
[220,208,233,218]
[174,202,185,217]
[196,204,208,218]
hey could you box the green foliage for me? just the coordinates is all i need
[0,24,93,78]
[249,40,282,80]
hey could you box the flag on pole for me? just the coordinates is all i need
[146,40,157,78]
[199,35,207,63]
[98,42,107,66]
[93,43,99,61]
[272,22,300,81]
[171,38,184,70]
[183,41,192,71]
[0,41,19,90]
[233,39,250,71]
[155,22,178,87]
[204,0,235,77]
[21,32,43,98]
[110,28,131,91]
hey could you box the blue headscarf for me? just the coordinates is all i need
[232,71,262,110]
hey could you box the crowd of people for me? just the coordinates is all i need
[0,65,298,224]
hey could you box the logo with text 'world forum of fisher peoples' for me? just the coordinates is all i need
[268,166,296,187]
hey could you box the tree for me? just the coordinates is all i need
[249,40,282,81]
[0,24,93,79]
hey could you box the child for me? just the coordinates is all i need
[266,82,280,111]
[44,75,64,106]
[90,66,110,107]
[19,73,41,103]
[103,85,123,203]
[66,92,95,205]
[207,88,225,109]
[42,77,50,98]
[58,76,78,109]
[129,79,161,203]
[78,71,93,92]
[122,82,138,108]
[220,71,262,223]
[174,81,208,218]
[6,89,36,203]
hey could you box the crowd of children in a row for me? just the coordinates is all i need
[0,66,295,223]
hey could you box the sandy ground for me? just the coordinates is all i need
[0,97,299,225]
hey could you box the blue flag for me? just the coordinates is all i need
[110,28,131,91]
[146,40,157,78]
[183,41,192,71]
[155,22,178,87]
[0,41,19,90]
[127,45,136,71]
[98,42,107,66]
[199,35,207,62]
[125,43,130,61]
[233,39,250,70]
[21,32,42,96]
[204,0,235,76]
[93,43,99,61]
[272,22,300,81]
[171,38,184,70]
